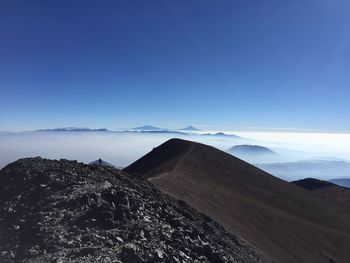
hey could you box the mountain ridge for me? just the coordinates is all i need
[125,138,350,263]
[292,177,350,208]
[38,127,109,132]
[129,125,164,131]
[0,157,261,262]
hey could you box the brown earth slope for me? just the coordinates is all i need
[292,178,350,209]
[124,138,350,263]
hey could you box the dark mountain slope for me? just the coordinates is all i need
[0,157,261,263]
[125,138,193,178]
[125,138,350,263]
[293,178,350,208]
[330,178,350,188]
[292,178,334,191]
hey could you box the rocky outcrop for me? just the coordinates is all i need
[0,157,261,262]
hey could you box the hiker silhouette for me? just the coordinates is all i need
[99,158,102,166]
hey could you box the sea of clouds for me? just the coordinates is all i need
[1,130,349,181]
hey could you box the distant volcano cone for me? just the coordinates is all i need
[180,125,200,131]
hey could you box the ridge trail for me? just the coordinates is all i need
[149,143,195,181]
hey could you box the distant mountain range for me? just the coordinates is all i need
[38,127,109,132]
[131,125,200,132]
[201,132,241,138]
[125,125,203,135]
[129,125,165,131]
[37,126,187,134]
[34,126,247,139]
[131,130,187,135]
[126,126,187,135]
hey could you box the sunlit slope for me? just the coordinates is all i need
[125,138,350,263]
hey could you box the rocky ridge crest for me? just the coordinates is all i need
[0,157,261,262]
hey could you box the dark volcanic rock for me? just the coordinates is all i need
[0,157,261,262]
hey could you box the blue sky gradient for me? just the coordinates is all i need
[1,0,350,131]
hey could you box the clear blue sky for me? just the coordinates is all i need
[1,0,349,132]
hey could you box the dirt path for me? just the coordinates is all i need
[149,143,195,181]
[174,143,195,170]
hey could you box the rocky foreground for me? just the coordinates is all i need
[0,157,261,263]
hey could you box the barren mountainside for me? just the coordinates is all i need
[292,178,350,209]
[125,138,350,263]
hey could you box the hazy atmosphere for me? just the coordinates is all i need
[1,128,350,181]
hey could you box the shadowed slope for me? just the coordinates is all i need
[124,138,194,177]
[293,178,350,208]
[125,138,350,263]
[292,178,334,190]
[330,178,350,188]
